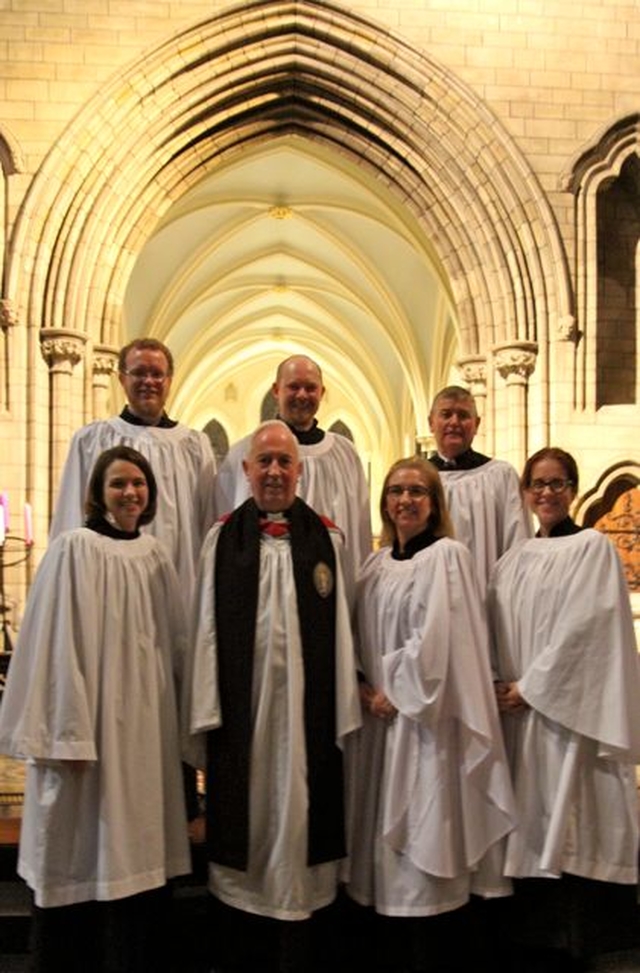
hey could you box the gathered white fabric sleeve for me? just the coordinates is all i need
[491,530,640,761]
[182,524,223,770]
[0,533,101,761]
[376,542,515,875]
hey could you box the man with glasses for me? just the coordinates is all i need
[427,384,531,595]
[50,337,216,600]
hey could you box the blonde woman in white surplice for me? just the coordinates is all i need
[346,457,515,973]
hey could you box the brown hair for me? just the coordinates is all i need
[379,456,454,547]
[520,447,579,494]
[428,385,477,418]
[118,338,174,376]
[85,445,158,527]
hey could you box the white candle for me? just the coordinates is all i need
[0,491,8,531]
[24,502,33,546]
[0,503,5,545]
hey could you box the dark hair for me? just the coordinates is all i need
[379,456,454,547]
[520,447,579,493]
[428,385,477,418]
[84,446,158,526]
[118,338,174,376]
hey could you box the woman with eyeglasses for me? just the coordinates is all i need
[345,457,515,973]
[488,447,640,972]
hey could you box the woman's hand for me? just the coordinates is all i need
[359,682,398,722]
[494,680,529,714]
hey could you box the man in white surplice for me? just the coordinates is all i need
[49,337,216,603]
[214,354,372,587]
[185,420,361,973]
[427,385,532,596]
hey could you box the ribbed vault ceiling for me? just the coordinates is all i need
[123,137,458,491]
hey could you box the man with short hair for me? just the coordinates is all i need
[214,355,372,584]
[186,420,361,972]
[427,385,531,595]
[50,337,216,601]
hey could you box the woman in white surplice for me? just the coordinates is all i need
[346,457,515,973]
[488,447,640,971]
[0,446,190,973]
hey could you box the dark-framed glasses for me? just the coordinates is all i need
[386,485,431,499]
[121,368,169,382]
[527,478,573,495]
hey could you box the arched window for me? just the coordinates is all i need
[564,114,640,410]
[260,388,278,422]
[203,418,230,467]
[329,420,354,443]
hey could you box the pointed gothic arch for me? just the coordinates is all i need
[7,0,570,398]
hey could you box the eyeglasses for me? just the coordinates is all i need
[527,478,573,494]
[121,368,169,382]
[386,485,431,499]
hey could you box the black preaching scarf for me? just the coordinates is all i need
[206,497,346,871]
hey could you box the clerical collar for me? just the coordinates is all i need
[85,513,140,540]
[120,405,177,428]
[428,448,490,471]
[277,416,325,445]
[392,527,440,560]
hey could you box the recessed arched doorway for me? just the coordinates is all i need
[7,0,572,523]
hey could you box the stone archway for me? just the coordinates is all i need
[7,0,572,473]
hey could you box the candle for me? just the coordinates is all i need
[0,492,8,530]
[24,502,33,546]
[0,503,5,545]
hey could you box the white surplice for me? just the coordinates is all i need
[214,431,372,584]
[185,523,362,920]
[346,538,515,917]
[440,459,532,597]
[0,529,191,907]
[49,417,216,600]
[487,529,640,883]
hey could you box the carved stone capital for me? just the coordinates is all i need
[92,345,119,380]
[456,356,487,392]
[0,298,18,332]
[40,328,88,374]
[493,341,538,384]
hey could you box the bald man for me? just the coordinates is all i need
[214,355,372,586]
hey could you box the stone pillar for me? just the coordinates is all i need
[0,298,17,413]
[456,355,487,454]
[493,342,538,469]
[40,329,87,509]
[92,345,119,419]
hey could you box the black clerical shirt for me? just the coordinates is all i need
[428,447,491,471]
[276,415,325,445]
[120,405,177,429]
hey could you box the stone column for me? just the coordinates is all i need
[493,342,538,469]
[40,329,87,509]
[456,355,487,454]
[0,298,17,413]
[92,345,119,419]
